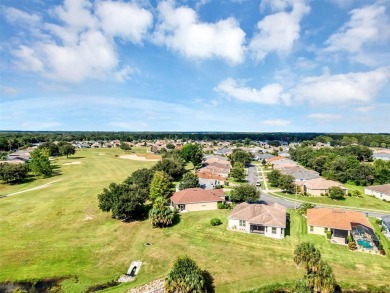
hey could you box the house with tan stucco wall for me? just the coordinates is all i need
[228,202,287,239]
[302,178,348,196]
[170,188,224,212]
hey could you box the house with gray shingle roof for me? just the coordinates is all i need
[228,202,287,239]
[365,184,390,201]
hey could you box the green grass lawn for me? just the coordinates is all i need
[273,191,390,212]
[1,149,390,292]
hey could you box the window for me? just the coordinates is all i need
[272,227,277,234]
[239,220,246,227]
[310,226,314,232]
[178,204,185,211]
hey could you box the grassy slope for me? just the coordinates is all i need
[1,150,390,293]
[0,148,156,291]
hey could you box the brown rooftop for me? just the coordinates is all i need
[197,171,226,181]
[170,188,223,204]
[229,203,287,228]
[304,178,345,190]
[307,208,371,231]
[365,184,390,195]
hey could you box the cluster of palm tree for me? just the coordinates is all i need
[149,196,175,228]
[294,242,336,293]
[165,256,208,293]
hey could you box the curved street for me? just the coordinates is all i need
[246,164,390,218]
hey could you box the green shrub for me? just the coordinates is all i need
[217,202,232,209]
[326,230,332,239]
[210,218,222,226]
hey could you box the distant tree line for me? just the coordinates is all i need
[2,131,388,151]
[290,145,390,186]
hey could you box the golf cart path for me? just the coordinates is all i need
[1,179,63,198]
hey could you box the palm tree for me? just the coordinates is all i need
[165,256,206,293]
[316,261,336,293]
[294,242,321,273]
[149,196,174,228]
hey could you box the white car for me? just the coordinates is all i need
[256,181,261,187]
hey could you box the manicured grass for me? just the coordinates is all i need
[369,217,390,257]
[273,191,390,212]
[1,150,390,292]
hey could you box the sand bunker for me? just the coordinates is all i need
[119,154,160,162]
[63,161,81,165]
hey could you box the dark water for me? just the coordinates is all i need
[0,278,63,293]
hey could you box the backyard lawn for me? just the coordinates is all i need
[1,149,390,292]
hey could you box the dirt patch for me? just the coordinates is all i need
[138,153,162,160]
[63,161,81,165]
[119,154,160,162]
[97,153,106,156]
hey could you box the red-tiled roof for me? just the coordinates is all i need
[171,188,223,204]
[307,208,371,231]
[197,171,225,181]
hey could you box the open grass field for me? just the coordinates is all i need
[1,149,390,293]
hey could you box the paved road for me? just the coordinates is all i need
[246,164,389,218]
[246,164,259,185]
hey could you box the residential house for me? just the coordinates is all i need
[197,171,226,187]
[7,150,31,162]
[278,166,319,181]
[372,152,390,161]
[214,147,233,156]
[273,161,300,170]
[365,184,390,201]
[228,202,287,239]
[302,177,347,196]
[254,153,274,161]
[198,165,230,178]
[382,215,390,237]
[170,188,224,212]
[307,208,378,249]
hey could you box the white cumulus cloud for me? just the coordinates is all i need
[4,0,152,83]
[95,0,153,43]
[293,67,389,104]
[215,78,290,105]
[249,0,310,61]
[325,4,390,53]
[153,1,246,64]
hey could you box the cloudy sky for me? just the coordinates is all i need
[0,0,389,132]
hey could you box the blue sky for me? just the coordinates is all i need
[0,0,389,132]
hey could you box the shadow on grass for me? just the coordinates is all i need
[66,156,86,160]
[171,212,181,227]
[202,270,215,293]
[285,213,291,237]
